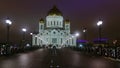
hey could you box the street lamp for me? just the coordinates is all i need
[83,27,87,40]
[73,32,80,44]
[75,32,80,37]
[97,21,103,44]
[75,32,80,46]
[30,33,33,46]
[30,33,33,35]
[5,19,12,45]
[5,19,12,54]
[22,28,27,32]
[22,28,27,46]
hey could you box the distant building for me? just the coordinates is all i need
[93,38,108,46]
[32,6,76,48]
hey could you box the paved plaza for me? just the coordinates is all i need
[0,48,120,68]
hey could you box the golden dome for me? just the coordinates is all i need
[39,18,44,23]
[48,5,62,16]
[65,19,70,24]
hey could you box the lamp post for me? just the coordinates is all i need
[97,21,103,44]
[30,33,33,46]
[75,32,80,46]
[5,19,12,45]
[5,19,12,54]
[22,28,27,47]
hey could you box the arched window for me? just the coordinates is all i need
[60,22,61,26]
[67,40,68,44]
[57,21,58,25]
[54,21,55,26]
[51,21,52,25]
[52,38,57,43]
[35,37,37,45]
[48,21,49,26]
[53,32,56,34]
[39,39,41,45]
[61,38,62,44]
[41,40,42,44]
[41,25,42,29]
[72,39,73,45]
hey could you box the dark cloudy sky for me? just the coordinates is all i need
[0,0,120,43]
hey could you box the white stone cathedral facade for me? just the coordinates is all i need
[32,6,77,48]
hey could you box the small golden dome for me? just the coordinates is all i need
[39,18,44,23]
[65,19,70,24]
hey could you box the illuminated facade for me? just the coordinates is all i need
[32,6,76,48]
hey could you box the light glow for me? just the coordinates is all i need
[75,32,80,37]
[83,29,86,33]
[97,21,103,26]
[79,44,83,47]
[30,33,33,35]
[22,28,27,32]
[26,44,30,47]
[5,19,12,25]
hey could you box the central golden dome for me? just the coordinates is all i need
[48,5,62,16]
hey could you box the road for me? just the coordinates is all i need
[0,48,120,68]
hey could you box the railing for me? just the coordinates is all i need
[72,45,120,61]
[0,45,40,56]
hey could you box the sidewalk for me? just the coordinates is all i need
[0,56,7,60]
[104,57,120,62]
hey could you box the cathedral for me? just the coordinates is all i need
[32,6,77,48]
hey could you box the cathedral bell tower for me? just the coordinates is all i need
[39,18,44,32]
[65,19,70,33]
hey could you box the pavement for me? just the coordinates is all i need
[0,48,120,68]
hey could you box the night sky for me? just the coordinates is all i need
[0,0,120,44]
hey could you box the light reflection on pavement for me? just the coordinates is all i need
[0,48,119,68]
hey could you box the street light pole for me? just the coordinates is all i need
[5,19,12,54]
[30,33,33,46]
[22,28,27,47]
[75,32,80,46]
[5,19,12,45]
[99,25,102,43]
[7,24,10,45]
[97,21,103,44]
